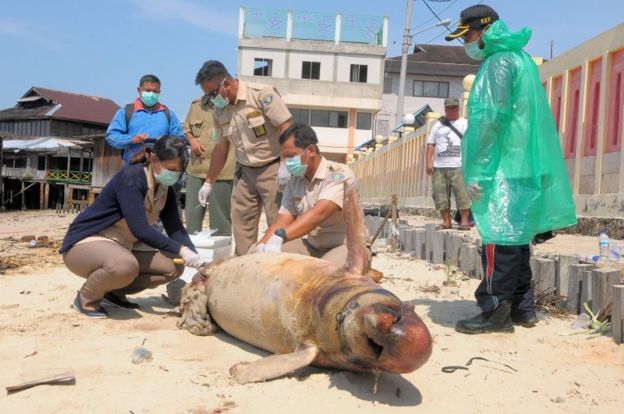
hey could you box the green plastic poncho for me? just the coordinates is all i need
[462,20,577,245]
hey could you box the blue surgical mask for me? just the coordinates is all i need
[155,163,181,187]
[464,40,484,61]
[285,154,307,177]
[141,91,160,107]
[210,94,229,109]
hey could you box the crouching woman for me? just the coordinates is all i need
[60,136,201,318]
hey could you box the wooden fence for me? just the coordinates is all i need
[350,117,437,207]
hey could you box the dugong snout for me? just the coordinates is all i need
[363,304,432,373]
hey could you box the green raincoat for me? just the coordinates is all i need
[462,20,577,245]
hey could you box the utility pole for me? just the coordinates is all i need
[396,0,413,128]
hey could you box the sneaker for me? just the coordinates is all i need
[455,300,514,334]
[511,311,538,327]
[73,293,109,319]
[103,293,140,309]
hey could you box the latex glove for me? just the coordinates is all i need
[249,243,265,254]
[467,183,482,201]
[198,182,213,206]
[179,246,202,268]
[263,234,284,253]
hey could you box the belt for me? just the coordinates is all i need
[243,157,280,169]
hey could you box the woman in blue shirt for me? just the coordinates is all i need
[61,136,201,318]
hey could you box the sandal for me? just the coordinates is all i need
[440,224,452,230]
[73,293,109,319]
[458,225,471,231]
[103,293,140,309]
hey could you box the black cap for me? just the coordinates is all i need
[445,4,499,41]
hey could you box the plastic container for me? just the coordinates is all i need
[599,229,609,260]
[131,345,152,364]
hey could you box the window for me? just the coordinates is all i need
[290,108,311,124]
[375,119,390,137]
[311,110,348,128]
[383,76,393,94]
[350,64,368,83]
[356,112,372,130]
[37,156,46,170]
[412,80,449,98]
[301,61,320,80]
[253,58,272,76]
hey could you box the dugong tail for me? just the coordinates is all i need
[343,183,371,277]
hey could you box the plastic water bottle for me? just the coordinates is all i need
[598,229,609,260]
[131,339,152,364]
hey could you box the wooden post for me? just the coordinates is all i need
[474,241,483,280]
[567,264,594,313]
[432,230,446,264]
[590,268,620,315]
[20,181,25,210]
[425,223,436,262]
[459,242,476,277]
[390,194,398,250]
[530,257,556,293]
[556,255,580,308]
[580,269,593,311]
[39,182,45,210]
[612,285,624,344]
[413,228,426,260]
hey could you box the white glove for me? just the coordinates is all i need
[250,243,265,253]
[198,182,213,206]
[179,246,202,268]
[263,234,284,253]
[467,183,482,201]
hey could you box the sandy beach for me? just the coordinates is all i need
[0,210,623,414]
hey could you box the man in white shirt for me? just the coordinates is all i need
[426,97,471,229]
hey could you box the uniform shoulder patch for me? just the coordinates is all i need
[330,172,345,182]
[262,95,273,106]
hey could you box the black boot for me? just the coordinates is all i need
[455,300,514,334]
[511,310,538,327]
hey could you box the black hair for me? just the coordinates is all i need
[195,60,231,85]
[139,74,161,86]
[278,123,320,153]
[130,136,188,170]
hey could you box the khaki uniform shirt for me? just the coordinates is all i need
[279,157,357,250]
[95,165,168,251]
[212,80,292,167]
[183,97,236,180]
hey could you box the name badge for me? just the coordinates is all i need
[246,110,267,138]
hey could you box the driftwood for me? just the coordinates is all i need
[6,370,75,394]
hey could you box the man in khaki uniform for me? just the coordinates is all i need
[183,96,236,235]
[253,123,356,265]
[196,61,292,255]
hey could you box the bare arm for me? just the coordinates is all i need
[259,213,296,244]
[278,119,292,135]
[426,144,435,176]
[262,200,339,243]
[205,140,230,184]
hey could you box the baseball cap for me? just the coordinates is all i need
[444,97,460,108]
[445,4,499,41]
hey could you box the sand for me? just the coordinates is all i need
[0,210,623,414]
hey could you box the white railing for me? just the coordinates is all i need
[1,166,47,180]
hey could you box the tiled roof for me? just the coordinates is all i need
[385,44,480,77]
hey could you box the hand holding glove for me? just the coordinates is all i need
[263,234,284,253]
[198,182,213,206]
[179,246,203,269]
[467,183,482,201]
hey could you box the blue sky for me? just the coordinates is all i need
[0,0,622,119]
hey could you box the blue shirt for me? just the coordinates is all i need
[106,99,185,164]
[60,164,195,254]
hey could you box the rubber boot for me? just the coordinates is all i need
[511,310,538,327]
[455,300,514,334]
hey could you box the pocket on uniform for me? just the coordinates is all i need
[246,114,267,138]
[190,119,203,136]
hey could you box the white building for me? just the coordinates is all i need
[236,7,388,161]
[378,44,480,137]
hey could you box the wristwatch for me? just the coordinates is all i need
[274,228,288,242]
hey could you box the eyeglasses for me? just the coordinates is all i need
[205,78,226,99]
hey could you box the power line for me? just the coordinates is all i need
[421,0,454,33]
[410,0,459,31]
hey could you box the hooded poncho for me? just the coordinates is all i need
[462,20,577,245]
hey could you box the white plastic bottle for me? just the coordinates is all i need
[599,229,610,260]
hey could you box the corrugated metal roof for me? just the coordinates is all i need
[0,87,120,125]
[3,137,91,153]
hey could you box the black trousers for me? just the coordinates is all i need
[475,244,534,313]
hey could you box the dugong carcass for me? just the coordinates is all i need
[177,185,432,384]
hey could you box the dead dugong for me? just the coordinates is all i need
[178,185,432,384]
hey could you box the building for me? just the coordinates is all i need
[0,87,121,210]
[539,23,624,217]
[379,44,480,136]
[236,7,388,161]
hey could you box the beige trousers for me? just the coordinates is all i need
[282,238,348,266]
[231,161,281,256]
[62,240,184,307]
